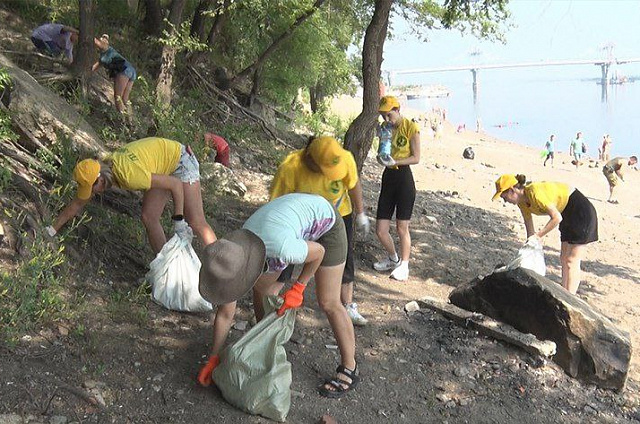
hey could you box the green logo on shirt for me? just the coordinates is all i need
[330,181,341,194]
[397,135,408,147]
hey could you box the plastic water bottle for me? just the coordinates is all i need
[378,122,392,159]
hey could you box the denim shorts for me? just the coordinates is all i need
[172,145,200,185]
[122,63,137,81]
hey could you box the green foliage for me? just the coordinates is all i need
[295,102,351,141]
[159,20,209,52]
[0,158,11,193]
[107,281,150,325]
[0,233,69,342]
[0,68,18,144]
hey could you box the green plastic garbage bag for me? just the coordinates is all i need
[213,296,296,422]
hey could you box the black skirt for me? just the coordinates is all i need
[559,189,598,245]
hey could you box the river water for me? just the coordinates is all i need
[404,67,640,157]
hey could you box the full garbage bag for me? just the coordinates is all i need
[497,236,546,276]
[146,233,212,312]
[213,296,296,422]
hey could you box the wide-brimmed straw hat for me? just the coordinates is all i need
[199,229,266,305]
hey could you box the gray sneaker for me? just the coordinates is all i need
[345,303,368,326]
[373,256,400,271]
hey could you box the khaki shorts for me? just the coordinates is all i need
[317,215,347,267]
[603,166,618,187]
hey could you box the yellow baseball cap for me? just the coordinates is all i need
[73,159,100,200]
[307,136,349,181]
[379,95,400,113]
[492,174,518,201]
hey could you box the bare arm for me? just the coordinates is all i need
[91,61,100,72]
[394,131,421,166]
[536,205,562,239]
[348,180,365,215]
[520,208,536,239]
[295,241,325,285]
[52,198,89,232]
[150,174,184,216]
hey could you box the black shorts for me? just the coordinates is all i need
[546,152,555,159]
[342,214,355,284]
[277,214,349,282]
[559,189,598,245]
[376,166,416,220]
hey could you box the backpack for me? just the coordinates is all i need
[581,142,587,154]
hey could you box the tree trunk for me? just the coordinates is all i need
[229,0,327,87]
[190,0,213,40]
[73,0,95,96]
[155,0,187,106]
[309,83,325,114]
[343,0,392,172]
[142,0,163,36]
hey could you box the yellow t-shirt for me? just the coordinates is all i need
[270,150,359,216]
[391,118,420,161]
[111,137,182,191]
[518,182,571,218]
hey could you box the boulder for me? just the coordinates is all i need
[199,162,247,198]
[0,53,104,155]
[449,268,631,390]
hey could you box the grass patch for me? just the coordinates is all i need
[107,281,150,325]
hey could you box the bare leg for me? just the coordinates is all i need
[340,282,353,305]
[252,272,283,321]
[113,74,129,113]
[209,301,236,356]
[375,219,396,256]
[561,242,586,294]
[141,188,170,254]
[396,219,411,262]
[122,80,134,104]
[183,180,217,246]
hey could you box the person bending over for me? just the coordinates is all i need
[31,23,78,63]
[92,34,137,114]
[492,174,598,294]
[47,137,217,254]
[197,193,358,398]
[602,156,637,204]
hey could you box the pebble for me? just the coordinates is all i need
[425,215,438,223]
[50,416,67,424]
[453,367,470,377]
[233,320,248,331]
[436,393,450,402]
[404,301,420,313]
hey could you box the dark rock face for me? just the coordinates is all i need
[449,268,631,390]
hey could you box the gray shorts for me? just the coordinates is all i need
[172,145,200,185]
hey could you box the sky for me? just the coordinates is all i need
[383,0,640,78]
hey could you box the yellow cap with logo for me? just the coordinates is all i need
[307,136,349,181]
[73,159,100,200]
[379,95,400,113]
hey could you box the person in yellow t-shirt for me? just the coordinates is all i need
[46,137,217,254]
[492,174,598,294]
[269,136,371,326]
[373,96,421,282]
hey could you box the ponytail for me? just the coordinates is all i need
[515,174,527,186]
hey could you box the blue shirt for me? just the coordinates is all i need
[243,193,336,273]
[99,46,127,68]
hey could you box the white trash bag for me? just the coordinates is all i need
[497,236,546,276]
[146,233,212,312]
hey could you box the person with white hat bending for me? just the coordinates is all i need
[197,193,358,398]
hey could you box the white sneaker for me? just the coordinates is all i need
[373,256,400,271]
[345,303,368,326]
[390,263,409,281]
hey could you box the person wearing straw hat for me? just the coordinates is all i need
[198,193,359,398]
[492,174,598,294]
[270,135,370,326]
[373,95,421,281]
[46,137,217,254]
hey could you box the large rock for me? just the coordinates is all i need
[449,268,631,390]
[0,53,104,155]
[200,162,247,198]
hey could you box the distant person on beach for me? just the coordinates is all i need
[197,193,359,398]
[602,156,638,204]
[476,117,483,133]
[203,133,230,167]
[92,34,137,114]
[373,96,421,281]
[569,132,584,169]
[543,134,555,167]
[269,136,371,326]
[30,23,78,63]
[600,134,612,162]
[493,174,598,294]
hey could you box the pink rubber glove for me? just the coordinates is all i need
[277,282,306,316]
[197,355,220,387]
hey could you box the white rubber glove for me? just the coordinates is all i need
[45,226,57,237]
[355,212,370,236]
[379,155,396,167]
[525,234,542,248]
[173,219,193,240]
